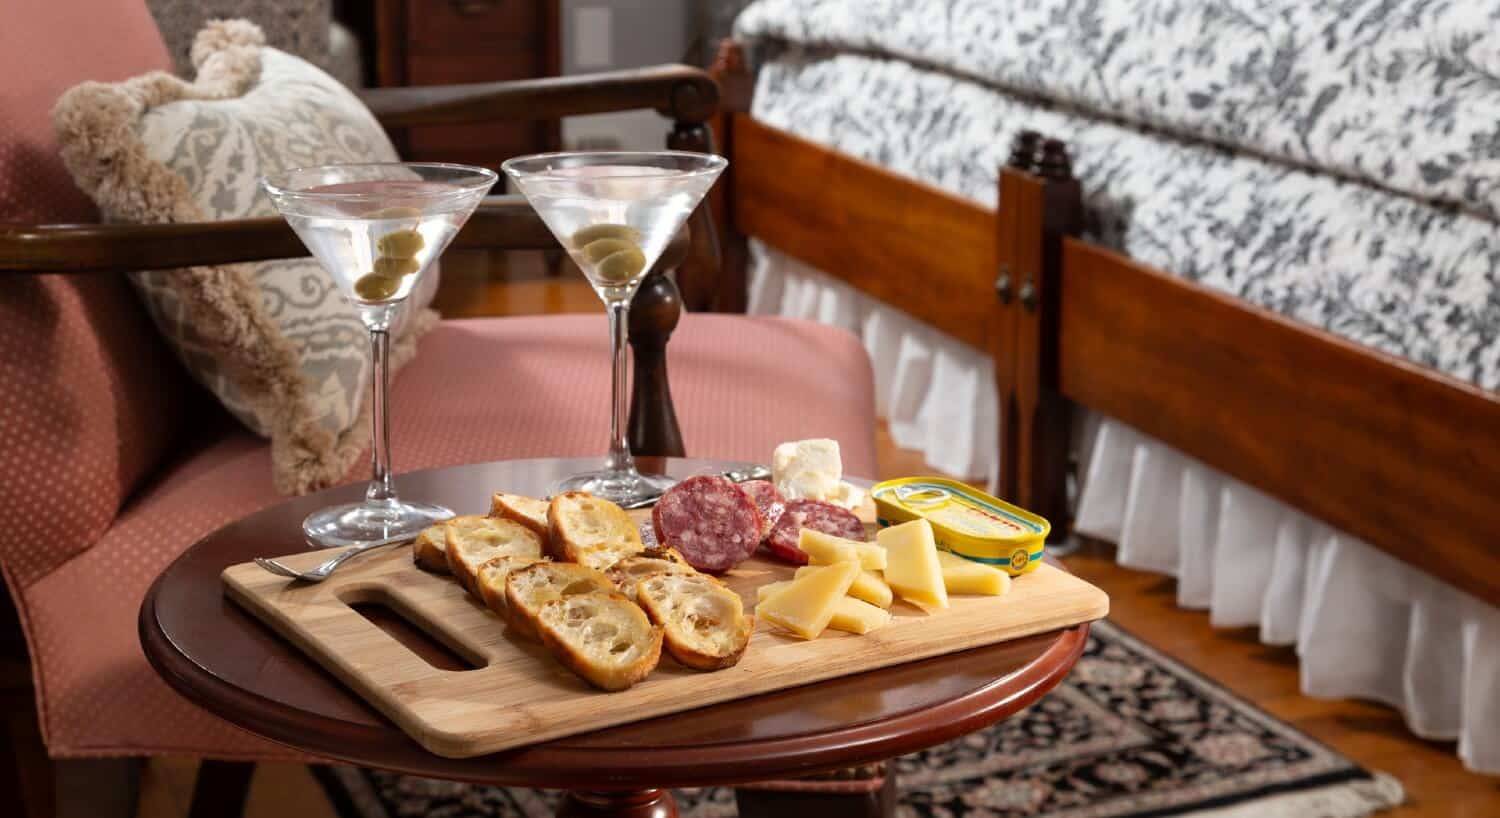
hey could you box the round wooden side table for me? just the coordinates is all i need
[140,457,1089,818]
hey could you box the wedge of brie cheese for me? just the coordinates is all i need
[772,438,865,509]
[772,439,843,501]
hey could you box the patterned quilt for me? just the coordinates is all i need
[736,0,1500,390]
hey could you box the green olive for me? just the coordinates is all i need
[593,246,646,282]
[581,237,639,264]
[373,255,421,277]
[570,223,641,248]
[353,273,401,301]
[365,206,423,220]
[376,229,425,258]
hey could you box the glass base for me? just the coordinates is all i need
[302,498,454,549]
[551,468,676,506]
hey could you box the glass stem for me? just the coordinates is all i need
[366,327,397,506]
[604,301,635,474]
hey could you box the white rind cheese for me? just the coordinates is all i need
[877,519,949,609]
[772,439,843,501]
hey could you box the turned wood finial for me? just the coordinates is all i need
[709,40,754,113]
[1008,130,1042,172]
[1037,138,1074,180]
[627,230,687,458]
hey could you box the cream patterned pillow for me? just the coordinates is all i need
[55,20,438,495]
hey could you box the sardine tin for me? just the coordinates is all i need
[871,477,1048,576]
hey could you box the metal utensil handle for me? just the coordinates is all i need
[311,533,416,573]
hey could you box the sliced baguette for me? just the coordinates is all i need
[636,573,753,670]
[444,516,544,597]
[547,491,644,569]
[476,554,547,618]
[535,591,662,691]
[605,547,696,602]
[504,562,616,641]
[412,524,451,574]
[489,492,550,538]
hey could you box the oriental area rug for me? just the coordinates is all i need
[319,622,1403,818]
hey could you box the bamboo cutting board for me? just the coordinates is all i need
[223,512,1108,759]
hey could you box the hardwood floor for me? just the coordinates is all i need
[131,269,1495,818]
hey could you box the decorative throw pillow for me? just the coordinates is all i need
[54,20,438,495]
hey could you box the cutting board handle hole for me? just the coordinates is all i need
[341,588,487,672]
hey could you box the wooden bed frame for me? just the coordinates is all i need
[705,42,1500,608]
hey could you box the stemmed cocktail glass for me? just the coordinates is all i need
[262,163,497,547]
[503,151,726,505]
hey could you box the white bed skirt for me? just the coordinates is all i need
[748,239,1500,776]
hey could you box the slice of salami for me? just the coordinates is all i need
[763,499,867,564]
[739,479,786,540]
[652,475,763,573]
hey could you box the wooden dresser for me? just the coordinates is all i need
[372,0,561,169]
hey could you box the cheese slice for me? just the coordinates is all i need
[799,529,886,571]
[877,519,949,609]
[755,561,860,639]
[772,439,843,501]
[758,581,892,634]
[827,481,866,511]
[936,550,1011,596]
[795,565,893,608]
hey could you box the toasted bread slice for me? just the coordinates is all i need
[547,492,644,569]
[476,554,547,618]
[605,547,696,602]
[412,524,450,574]
[636,573,753,670]
[444,516,544,597]
[504,562,616,641]
[489,492,550,537]
[536,591,662,691]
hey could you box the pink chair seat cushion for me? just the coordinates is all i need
[18,314,875,758]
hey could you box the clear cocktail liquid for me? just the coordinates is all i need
[279,180,473,318]
[518,166,717,300]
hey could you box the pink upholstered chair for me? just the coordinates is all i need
[0,5,877,817]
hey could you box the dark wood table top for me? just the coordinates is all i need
[140,457,1088,789]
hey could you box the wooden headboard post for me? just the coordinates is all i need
[995,137,1083,538]
[708,39,755,314]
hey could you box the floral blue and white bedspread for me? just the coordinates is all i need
[735,0,1500,390]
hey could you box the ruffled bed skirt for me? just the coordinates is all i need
[748,239,1500,776]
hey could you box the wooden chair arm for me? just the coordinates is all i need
[359,64,719,130]
[0,196,554,274]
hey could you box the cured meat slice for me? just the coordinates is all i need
[763,500,866,565]
[651,475,763,573]
[739,479,785,540]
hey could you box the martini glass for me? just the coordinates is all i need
[262,162,497,547]
[503,151,726,505]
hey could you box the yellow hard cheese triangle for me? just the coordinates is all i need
[936,550,1011,596]
[798,529,887,571]
[757,581,892,634]
[756,560,861,639]
[877,519,949,609]
[794,565,893,608]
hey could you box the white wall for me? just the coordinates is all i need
[560,0,692,151]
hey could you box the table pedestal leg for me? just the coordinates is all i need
[558,789,677,818]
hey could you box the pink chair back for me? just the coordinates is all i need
[0,1,199,587]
